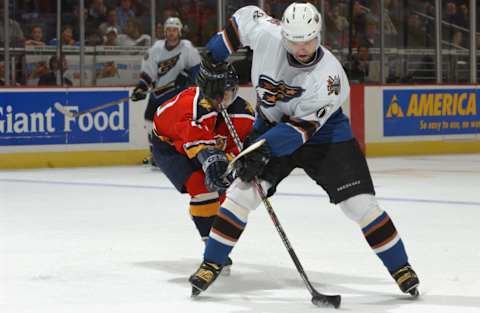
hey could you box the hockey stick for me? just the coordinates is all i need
[219,106,341,309]
[54,82,176,118]
[225,139,266,175]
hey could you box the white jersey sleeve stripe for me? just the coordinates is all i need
[155,92,183,117]
[220,30,234,54]
[285,122,308,143]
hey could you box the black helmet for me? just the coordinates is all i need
[196,58,239,102]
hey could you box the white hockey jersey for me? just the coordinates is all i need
[207,6,353,156]
[140,39,201,90]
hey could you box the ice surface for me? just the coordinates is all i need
[1,154,480,313]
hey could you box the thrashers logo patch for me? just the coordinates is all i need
[256,74,304,107]
[157,53,181,78]
[327,75,341,96]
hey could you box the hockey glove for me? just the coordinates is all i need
[131,82,149,102]
[234,135,271,183]
[197,148,231,192]
[174,70,191,89]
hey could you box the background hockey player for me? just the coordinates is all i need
[189,2,420,298]
[131,17,202,165]
[151,59,255,273]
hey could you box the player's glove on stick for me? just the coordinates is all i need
[197,148,231,192]
[131,82,149,101]
[234,135,271,183]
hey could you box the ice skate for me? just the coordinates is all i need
[189,261,222,296]
[220,257,233,276]
[391,263,420,297]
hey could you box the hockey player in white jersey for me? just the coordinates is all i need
[131,17,201,165]
[189,3,420,299]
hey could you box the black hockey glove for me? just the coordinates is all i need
[234,135,271,183]
[131,82,149,102]
[174,70,191,89]
[197,148,231,192]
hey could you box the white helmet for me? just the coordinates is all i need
[164,17,183,34]
[281,2,322,42]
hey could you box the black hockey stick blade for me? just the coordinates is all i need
[311,291,341,309]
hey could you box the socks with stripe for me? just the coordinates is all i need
[362,211,408,272]
[204,207,247,266]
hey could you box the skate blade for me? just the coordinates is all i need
[220,265,231,276]
[191,286,202,297]
[408,288,420,298]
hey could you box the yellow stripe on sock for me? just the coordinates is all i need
[189,201,220,217]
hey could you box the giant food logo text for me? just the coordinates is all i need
[0,104,125,134]
[383,88,480,136]
[0,90,129,146]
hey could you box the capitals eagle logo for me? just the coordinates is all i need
[256,74,304,107]
[157,53,181,78]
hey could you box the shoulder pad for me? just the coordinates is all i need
[227,97,255,116]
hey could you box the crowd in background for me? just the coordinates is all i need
[0,0,478,85]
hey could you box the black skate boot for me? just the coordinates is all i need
[142,155,157,167]
[391,263,420,297]
[189,261,222,296]
[221,257,233,276]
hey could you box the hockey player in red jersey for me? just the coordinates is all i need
[151,59,255,273]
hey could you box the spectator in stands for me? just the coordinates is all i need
[88,0,108,23]
[443,2,464,47]
[348,44,370,83]
[25,25,46,46]
[117,17,151,46]
[48,25,78,46]
[116,0,135,33]
[405,14,427,48]
[131,0,148,17]
[154,21,163,41]
[99,8,121,36]
[0,6,25,47]
[86,29,105,46]
[0,60,22,86]
[369,0,397,36]
[352,0,368,46]
[103,26,119,46]
[456,2,469,29]
[28,60,50,81]
[325,3,349,48]
[38,55,73,86]
[359,17,380,48]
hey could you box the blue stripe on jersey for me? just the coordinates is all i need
[189,64,200,82]
[362,211,388,233]
[219,207,247,228]
[258,123,305,157]
[204,236,233,266]
[253,109,353,156]
[377,239,408,272]
[206,34,231,62]
[252,114,273,134]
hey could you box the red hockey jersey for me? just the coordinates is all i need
[153,86,255,158]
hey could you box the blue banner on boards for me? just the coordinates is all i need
[0,90,129,146]
[383,88,479,136]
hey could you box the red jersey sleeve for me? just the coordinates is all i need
[153,87,219,159]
